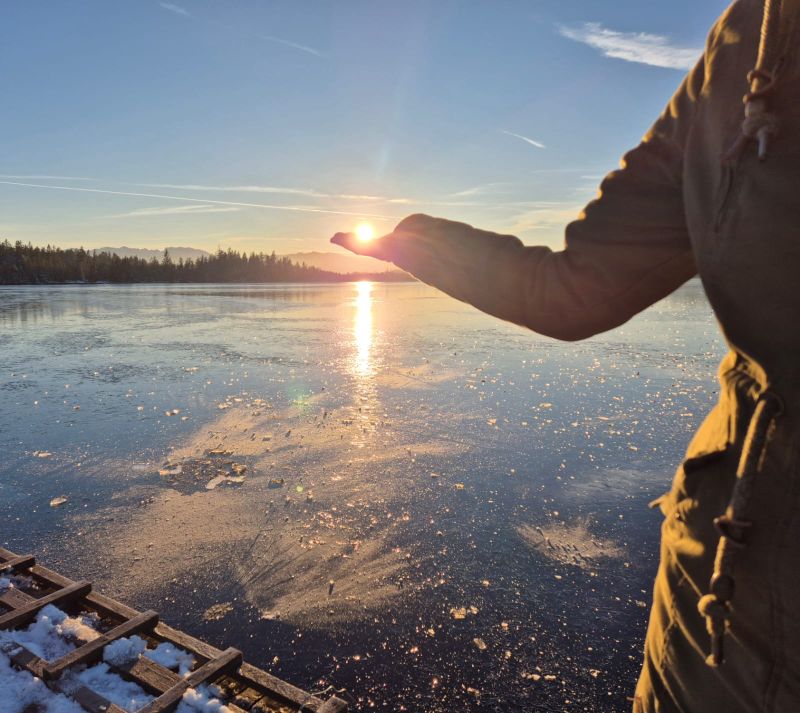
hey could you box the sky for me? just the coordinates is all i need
[1,1,730,254]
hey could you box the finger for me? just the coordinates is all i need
[330,232,354,248]
[330,231,388,259]
[330,232,362,254]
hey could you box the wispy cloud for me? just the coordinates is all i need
[139,182,325,197]
[136,182,402,203]
[160,2,190,17]
[0,181,395,220]
[558,22,701,70]
[447,182,511,198]
[501,130,546,150]
[504,204,584,235]
[0,174,96,181]
[261,35,323,58]
[104,204,240,219]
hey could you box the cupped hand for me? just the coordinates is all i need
[330,230,393,261]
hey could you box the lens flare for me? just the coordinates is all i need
[355,223,375,243]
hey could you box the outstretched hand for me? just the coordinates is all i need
[330,230,394,262]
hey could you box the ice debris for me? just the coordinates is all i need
[202,602,233,622]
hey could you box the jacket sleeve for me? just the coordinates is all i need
[383,42,711,341]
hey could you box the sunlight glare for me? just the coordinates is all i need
[355,223,375,243]
[354,281,373,377]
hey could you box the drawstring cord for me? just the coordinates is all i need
[698,390,783,666]
[699,0,789,668]
[724,0,785,161]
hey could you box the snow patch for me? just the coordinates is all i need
[102,634,147,667]
[0,650,85,713]
[0,605,99,662]
[176,683,233,713]
[63,662,154,712]
[0,574,33,592]
[144,640,195,676]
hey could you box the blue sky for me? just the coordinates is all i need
[1,1,729,254]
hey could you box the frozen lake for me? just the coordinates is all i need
[0,280,725,711]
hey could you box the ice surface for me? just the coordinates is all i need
[2,281,728,711]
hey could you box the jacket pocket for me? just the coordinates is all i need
[674,402,732,501]
[655,448,737,607]
[652,447,732,523]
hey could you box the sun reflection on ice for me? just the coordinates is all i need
[350,281,380,448]
[354,281,374,378]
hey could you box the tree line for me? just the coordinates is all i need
[0,240,405,284]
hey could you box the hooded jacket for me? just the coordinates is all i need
[376,1,800,710]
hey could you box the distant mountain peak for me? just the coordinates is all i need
[279,251,394,274]
[92,246,211,261]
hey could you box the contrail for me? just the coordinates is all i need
[262,35,323,57]
[501,130,546,149]
[0,181,394,220]
[160,2,190,17]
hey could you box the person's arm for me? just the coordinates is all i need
[333,30,713,341]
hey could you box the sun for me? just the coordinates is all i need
[355,223,375,243]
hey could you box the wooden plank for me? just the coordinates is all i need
[154,622,218,661]
[137,647,243,713]
[120,657,249,713]
[71,686,127,713]
[0,554,35,574]
[0,548,21,564]
[43,609,158,680]
[239,662,326,711]
[0,580,91,630]
[118,654,181,694]
[33,568,138,620]
[0,547,139,621]
[4,640,45,678]
[154,626,327,710]
[154,626,329,710]
[0,568,36,613]
[0,586,35,610]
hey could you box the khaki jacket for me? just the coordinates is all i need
[381,1,800,710]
